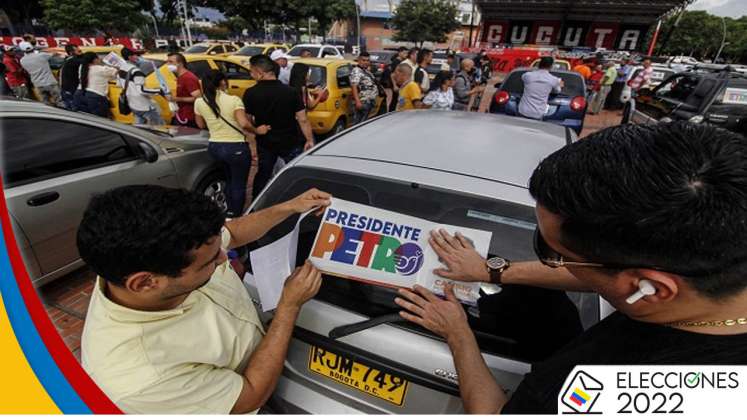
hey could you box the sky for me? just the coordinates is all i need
[690,0,747,17]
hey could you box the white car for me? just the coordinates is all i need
[287,44,345,59]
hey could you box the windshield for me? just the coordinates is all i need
[250,166,593,362]
[236,46,264,57]
[307,65,327,88]
[140,59,166,76]
[502,70,585,97]
[185,45,209,53]
[288,46,320,57]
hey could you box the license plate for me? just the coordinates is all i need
[308,346,409,406]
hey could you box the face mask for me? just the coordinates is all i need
[167,64,178,73]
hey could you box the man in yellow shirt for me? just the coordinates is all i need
[393,63,424,111]
[78,185,331,414]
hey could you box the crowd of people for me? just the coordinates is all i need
[571,55,653,114]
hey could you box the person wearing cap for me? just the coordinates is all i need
[19,41,63,107]
[3,46,29,99]
[119,47,165,125]
[270,50,292,85]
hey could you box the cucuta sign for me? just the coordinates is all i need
[308,199,493,304]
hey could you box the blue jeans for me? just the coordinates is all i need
[62,90,76,111]
[252,145,303,200]
[208,142,252,217]
[84,91,110,118]
[134,107,164,125]
[73,90,88,113]
[353,100,376,125]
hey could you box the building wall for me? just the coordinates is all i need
[333,18,479,51]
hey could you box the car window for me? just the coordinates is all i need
[140,59,166,76]
[713,80,747,107]
[209,45,225,55]
[250,167,589,362]
[224,45,237,53]
[187,60,212,80]
[236,46,264,57]
[289,47,320,57]
[655,75,700,102]
[216,60,253,80]
[308,65,327,88]
[185,45,209,54]
[1,118,137,186]
[336,64,352,88]
[323,47,338,58]
[501,70,585,97]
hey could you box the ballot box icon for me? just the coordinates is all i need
[560,370,604,414]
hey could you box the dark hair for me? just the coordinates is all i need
[397,46,407,52]
[77,185,225,286]
[430,70,453,92]
[416,48,432,65]
[408,47,419,58]
[168,52,187,66]
[200,70,228,118]
[358,51,370,58]
[79,52,99,91]
[249,54,275,74]
[529,122,747,299]
[64,44,78,55]
[538,56,554,69]
[289,62,309,93]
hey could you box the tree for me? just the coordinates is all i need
[42,0,147,34]
[391,0,460,46]
[307,0,357,41]
[654,10,747,63]
[2,0,44,28]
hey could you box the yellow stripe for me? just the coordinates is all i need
[574,387,591,401]
[0,293,60,413]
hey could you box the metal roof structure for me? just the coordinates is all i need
[477,0,695,24]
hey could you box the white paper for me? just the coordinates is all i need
[102,52,126,68]
[249,209,314,312]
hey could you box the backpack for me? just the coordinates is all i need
[117,68,135,116]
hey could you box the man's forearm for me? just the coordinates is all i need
[299,119,314,145]
[351,84,361,103]
[225,202,295,248]
[448,329,508,414]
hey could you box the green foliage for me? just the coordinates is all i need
[42,0,147,33]
[391,0,460,46]
[307,0,357,37]
[656,10,747,62]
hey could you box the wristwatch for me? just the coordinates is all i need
[486,256,511,285]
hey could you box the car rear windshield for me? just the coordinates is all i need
[185,45,209,53]
[140,59,166,76]
[307,65,327,88]
[289,47,320,57]
[250,166,594,362]
[502,70,585,97]
[236,46,264,57]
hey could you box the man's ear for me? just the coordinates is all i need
[633,269,681,303]
[123,272,165,294]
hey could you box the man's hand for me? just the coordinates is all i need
[255,124,271,135]
[395,284,469,343]
[284,188,331,215]
[429,229,489,283]
[355,100,363,110]
[278,261,322,310]
[304,141,315,152]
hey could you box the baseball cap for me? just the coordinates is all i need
[18,41,33,52]
[270,50,290,61]
[121,47,143,60]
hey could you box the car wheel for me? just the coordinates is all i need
[196,171,228,213]
[622,103,632,124]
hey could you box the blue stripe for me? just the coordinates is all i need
[0,234,91,413]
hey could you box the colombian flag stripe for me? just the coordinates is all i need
[574,387,591,401]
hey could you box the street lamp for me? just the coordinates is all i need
[715,17,727,62]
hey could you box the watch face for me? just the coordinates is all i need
[487,257,507,270]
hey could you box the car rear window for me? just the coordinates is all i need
[185,45,209,53]
[501,70,585,97]
[140,59,165,76]
[249,166,594,362]
[236,46,264,57]
[289,47,320,57]
[307,65,327,88]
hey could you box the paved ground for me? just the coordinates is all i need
[37,109,623,361]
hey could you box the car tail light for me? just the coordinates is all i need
[570,96,586,112]
[494,90,510,105]
[378,63,385,70]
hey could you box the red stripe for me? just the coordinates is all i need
[569,394,584,406]
[0,180,122,413]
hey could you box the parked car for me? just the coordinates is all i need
[489,68,588,134]
[529,58,571,71]
[108,53,256,124]
[293,58,384,136]
[0,98,226,287]
[623,66,747,137]
[368,50,398,79]
[231,43,289,62]
[183,42,240,56]
[243,110,594,414]
[287,44,345,59]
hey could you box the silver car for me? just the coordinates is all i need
[0,99,226,287]
[245,110,600,413]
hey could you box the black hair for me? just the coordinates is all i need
[408,47,419,59]
[249,54,275,74]
[289,62,309,93]
[538,56,554,69]
[79,52,99,91]
[358,51,370,58]
[417,48,432,65]
[529,122,747,299]
[77,185,225,286]
[397,46,407,52]
[64,44,78,55]
[168,52,187,66]
[430,70,453,93]
[200,70,228,118]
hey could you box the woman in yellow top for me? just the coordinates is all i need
[195,70,270,217]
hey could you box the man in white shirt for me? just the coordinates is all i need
[518,57,564,120]
[18,41,63,107]
[119,47,164,125]
[270,50,293,85]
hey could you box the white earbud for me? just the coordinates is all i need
[625,279,656,304]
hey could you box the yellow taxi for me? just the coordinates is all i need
[80,45,125,58]
[292,58,384,135]
[228,43,290,63]
[108,53,256,124]
[183,42,240,56]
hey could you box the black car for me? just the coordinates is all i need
[623,66,747,137]
[368,50,398,79]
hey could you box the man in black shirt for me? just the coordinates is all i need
[243,54,315,199]
[60,44,82,110]
[395,122,747,414]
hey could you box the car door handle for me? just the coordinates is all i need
[27,192,60,207]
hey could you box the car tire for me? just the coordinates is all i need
[621,103,632,124]
[196,171,228,214]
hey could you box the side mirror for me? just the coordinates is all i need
[138,142,159,163]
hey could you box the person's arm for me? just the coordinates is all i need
[351,82,362,109]
[454,76,469,101]
[223,188,331,249]
[234,108,270,136]
[231,261,322,413]
[306,88,322,109]
[395,284,509,414]
[428,229,590,291]
[195,113,206,129]
[175,89,200,103]
[295,109,315,151]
